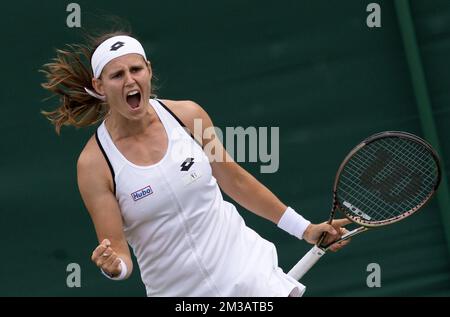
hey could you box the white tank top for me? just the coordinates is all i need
[95,99,305,296]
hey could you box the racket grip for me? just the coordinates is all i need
[287,245,325,281]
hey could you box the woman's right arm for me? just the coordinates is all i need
[76,138,133,278]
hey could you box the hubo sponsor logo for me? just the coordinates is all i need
[131,185,154,201]
[169,119,280,174]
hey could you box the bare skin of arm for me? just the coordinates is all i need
[77,136,133,277]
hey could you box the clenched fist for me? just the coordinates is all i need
[91,239,123,277]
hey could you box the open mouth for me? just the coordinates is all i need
[126,90,141,110]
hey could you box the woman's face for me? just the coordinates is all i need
[93,53,152,120]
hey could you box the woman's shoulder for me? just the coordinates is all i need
[77,135,107,175]
[158,98,201,112]
[76,134,114,196]
[158,98,208,123]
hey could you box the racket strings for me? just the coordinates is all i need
[342,154,434,220]
[377,138,436,184]
[341,158,427,217]
[365,139,436,197]
[355,140,435,188]
[340,173,402,221]
[352,144,435,202]
[337,137,438,224]
[360,139,435,186]
[348,146,435,218]
[340,171,427,222]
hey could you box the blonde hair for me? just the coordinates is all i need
[41,32,150,134]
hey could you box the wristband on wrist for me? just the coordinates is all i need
[277,206,311,240]
[101,258,128,281]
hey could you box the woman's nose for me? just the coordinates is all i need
[124,71,135,86]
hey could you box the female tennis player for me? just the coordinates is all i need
[41,32,350,296]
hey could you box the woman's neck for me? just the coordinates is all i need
[105,103,157,140]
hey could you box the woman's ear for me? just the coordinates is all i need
[92,78,105,96]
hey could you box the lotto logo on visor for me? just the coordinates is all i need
[131,185,154,201]
[110,41,125,51]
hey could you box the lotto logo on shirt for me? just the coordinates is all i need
[131,185,154,201]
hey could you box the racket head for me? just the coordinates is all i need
[333,131,441,227]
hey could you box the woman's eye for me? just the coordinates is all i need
[131,67,143,73]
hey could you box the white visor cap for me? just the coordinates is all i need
[90,35,147,79]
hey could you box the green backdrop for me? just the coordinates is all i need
[1,0,449,296]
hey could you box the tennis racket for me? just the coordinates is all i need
[288,131,441,281]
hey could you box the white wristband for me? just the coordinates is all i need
[277,207,311,240]
[101,258,128,281]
